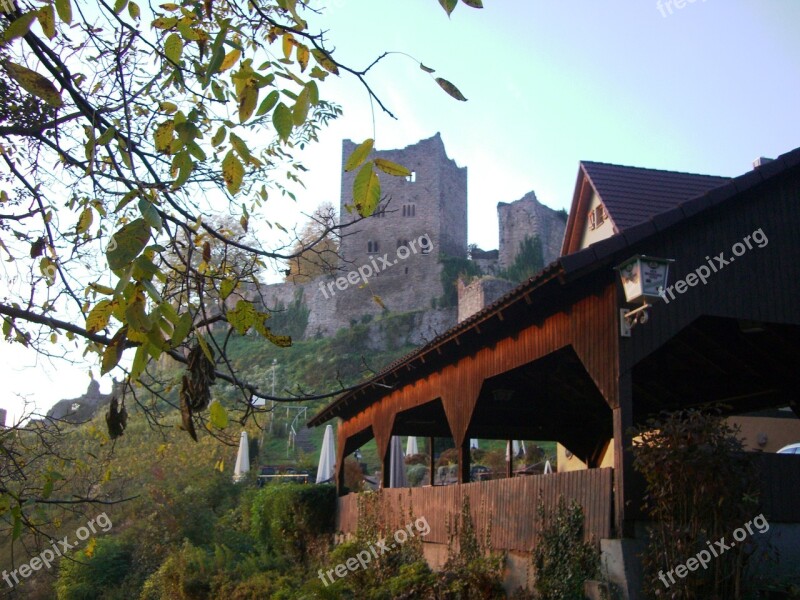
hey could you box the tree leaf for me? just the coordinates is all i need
[3,12,37,43]
[101,328,126,375]
[438,0,457,16]
[292,85,310,126]
[297,44,309,72]
[229,132,251,162]
[374,158,411,177]
[219,279,236,300]
[154,120,174,153]
[37,5,56,40]
[76,207,93,234]
[128,1,140,19]
[353,162,381,217]
[170,312,192,348]
[344,138,373,172]
[107,218,151,270]
[238,82,258,123]
[256,90,279,117]
[3,61,63,108]
[311,49,339,74]
[209,400,228,429]
[164,33,183,64]
[461,0,483,7]
[221,150,244,195]
[55,0,72,24]
[86,300,114,334]
[435,77,468,101]
[219,49,241,72]
[272,102,293,141]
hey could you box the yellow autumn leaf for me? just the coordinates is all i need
[2,61,63,108]
[219,49,241,73]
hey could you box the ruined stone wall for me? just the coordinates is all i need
[497,192,567,269]
[457,277,516,323]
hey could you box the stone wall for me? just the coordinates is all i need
[457,277,516,323]
[498,191,567,269]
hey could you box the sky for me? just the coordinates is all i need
[2,0,800,422]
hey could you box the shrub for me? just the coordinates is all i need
[56,537,133,600]
[531,496,598,600]
[631,408,759,599]
[250,483,336,565]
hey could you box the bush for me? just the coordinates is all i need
[632,408,759,599]
[250,483,336,565]
[56,537,133,600]
[531,496,598,600]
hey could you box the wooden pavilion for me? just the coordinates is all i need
[308,147,800,590]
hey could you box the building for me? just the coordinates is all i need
[309,147,800,596]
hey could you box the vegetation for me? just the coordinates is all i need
[500,235,545,283]
[529,497,598,600]
[437,254,482,307]
[632,408,760,600]
[0,0,474,545]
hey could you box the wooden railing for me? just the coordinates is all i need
[336,468,614,552]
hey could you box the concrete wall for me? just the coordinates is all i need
[498,191,567,269]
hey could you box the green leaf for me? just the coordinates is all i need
[211,126,226,147]
[130,344,149,380]
[438,0,457,16]
[37,5,56,40]
[374,158,411,177]
[353,162,381,217]
[164,33,183,64]
[435,77,468,101]
[229,132,251,162]
[272,102,293,141]
[76,208,93,234]
[195,334,214,363]
[86,300,114,334]
[55,0,72,24]
[221,150,244,195]
[344,138,373,172]
[138,198,162,231]
[128,1,140,20]
[256,89,279,117]
[170,312,192,348]
[227,299,256,334]
[292,85,310,126]
[461,0,483,7]
[2,61,63,108]
[220,279,236,300]
[209,400,228,429]
[113,0,128,14]
[107,218,151,270]
[3,12,37,43]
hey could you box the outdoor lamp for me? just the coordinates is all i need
[615,255,673,335]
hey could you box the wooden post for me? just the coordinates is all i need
[458,437,471,484]
[382,448,391,488]
[429,436,435,486]
[506,440,513,479]
[613,372,635,538]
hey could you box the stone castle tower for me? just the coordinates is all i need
[498,191,567,269]
[332,133,467,321]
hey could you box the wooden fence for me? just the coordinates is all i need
[336,468,614,552]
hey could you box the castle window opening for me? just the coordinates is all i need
[367,240,380,253]
[402,204,416,217]
[406,171,417,183]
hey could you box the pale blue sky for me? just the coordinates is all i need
[3,0,799,419]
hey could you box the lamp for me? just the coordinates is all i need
[615,255,674,335]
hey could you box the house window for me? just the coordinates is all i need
[588,212,596,230]
[367,241,379,253]
[406,171,417,183]
[402,204,416,217]
[595,205,605,226]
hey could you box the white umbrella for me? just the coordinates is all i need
[233,431,250,483]
[406,436,419,456]
[506,440,521,461]
[470,438,479,449]
[316,424,336,484]
[389,436,408,488]
[543,460,553,474]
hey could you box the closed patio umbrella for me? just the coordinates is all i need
[389,436,408,488]
[470,439,479,449]
[316,425,336,483]
[406,436,419,456]
[233,431,250,483]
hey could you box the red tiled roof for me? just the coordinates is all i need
[581,161,730,230]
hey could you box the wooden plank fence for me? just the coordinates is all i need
[336,468,613,552]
